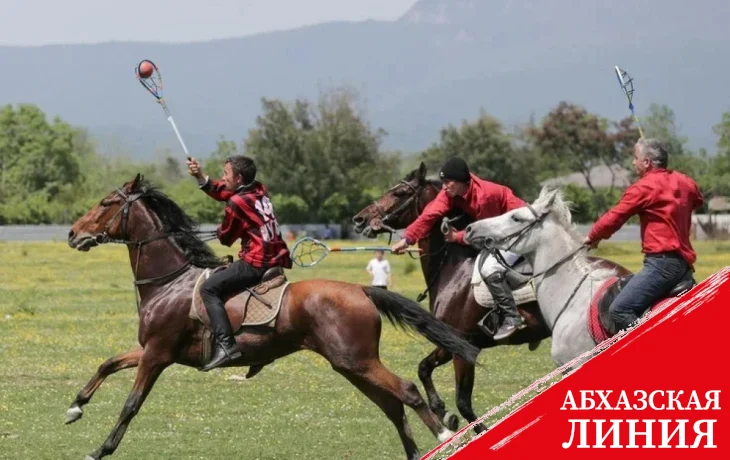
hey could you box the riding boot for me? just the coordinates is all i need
[201,297,242,372]
[485,272,525,341]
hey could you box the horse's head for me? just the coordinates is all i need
[352,162,438,238]
[68,174,147,251]
[463,186,572,256]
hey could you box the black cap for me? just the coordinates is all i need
[439,157,470,183]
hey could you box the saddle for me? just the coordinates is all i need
[588,269,697,343]
[471,252,537,309]
[188,265,290,333]
[470,253,544,350]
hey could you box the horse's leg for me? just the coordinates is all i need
[85,347,171,460]
[418,347,458,430]
[65,347,143,425]
[453,357,487,434]
[339,369,421,460]
[348,359,455,449]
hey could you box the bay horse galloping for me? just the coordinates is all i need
[65,174,479,460]
[352,163,552,433]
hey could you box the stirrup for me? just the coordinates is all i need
[201,344,241,372]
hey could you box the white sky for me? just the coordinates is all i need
[0,0,418,46]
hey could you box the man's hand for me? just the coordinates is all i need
[186,158,205,181]
[391,238,410,255]
[444,227,459,243]
[583,236,599,250]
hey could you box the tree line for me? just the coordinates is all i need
[2,86,729,227]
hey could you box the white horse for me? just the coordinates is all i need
[462,186,695,366]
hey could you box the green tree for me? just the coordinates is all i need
[204,137,241,172]
[529,102,638,194]
[419,110,537,198]
[0,104,82,201]
[0,104,90,223]
[244,86,400,225]
[642,104,688,156]
[705,112,730,197]
[637,103,710,180]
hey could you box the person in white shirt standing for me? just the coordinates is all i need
[366,250,391,290]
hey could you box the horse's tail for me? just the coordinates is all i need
[362,286,480,365]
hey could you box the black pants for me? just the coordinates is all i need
[200,260,266,346]
[373,285,388,290]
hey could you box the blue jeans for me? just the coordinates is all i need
[609,253,690,333]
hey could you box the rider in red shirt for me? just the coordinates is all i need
[391,157,529,340]
[187,155,291,371]
[584,138,704,333]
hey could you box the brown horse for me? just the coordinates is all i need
[65,174,480,460]
[352,163,552,433]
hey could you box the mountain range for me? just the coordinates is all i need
[1,0,728,160]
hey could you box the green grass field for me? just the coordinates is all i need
[1,239,728,459]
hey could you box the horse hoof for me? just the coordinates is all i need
[65,405,83,425]
[528,340,541,351]
[438,428,455,442]
[443,411,459,431]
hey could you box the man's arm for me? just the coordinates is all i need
[200,177,236,203]
[448,186,527,246]
[216,198,250,247]
[446,227,469,245]
[402,190,452,244]
[187,157,234,202]
[587,183,647,242]
[501,185,528,212]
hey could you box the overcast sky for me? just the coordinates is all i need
[1,0,418,46]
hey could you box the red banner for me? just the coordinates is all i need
[425,266,730,459]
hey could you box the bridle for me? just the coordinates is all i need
[367,178,467,302]
[94,188,146,246]
[481,204,548,263]
[479,204,587,278]
[90,187,216,311]
[369,179,424,240]
[477,203,590,331]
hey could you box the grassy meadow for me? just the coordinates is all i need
[0,239,728,459]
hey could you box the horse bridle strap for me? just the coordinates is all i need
[496,204,546,254]
[95,188,199,289]
[479,204,592,333]
[372,180,423,230]
[134,260,192,286]
[95,188,145,245]
[483,204,587,277]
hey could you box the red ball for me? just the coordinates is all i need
[138,60,154,79]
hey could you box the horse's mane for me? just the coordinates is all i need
[534,186,621,278]
[534,186,584,245]
[401,166,442,188]
[134,179,224,269]
[424,176,442,189]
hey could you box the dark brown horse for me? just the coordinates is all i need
[65,174,480,460]
[352,163,552,433]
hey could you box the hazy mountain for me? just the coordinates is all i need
[1,0,727,160]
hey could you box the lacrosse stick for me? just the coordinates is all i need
[614,65,644,138]
[135,59,191,160]
[291,237,422,268]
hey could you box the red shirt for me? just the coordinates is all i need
[403,173,527,245]
[202,179,292,269]
[587,168,704,267]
